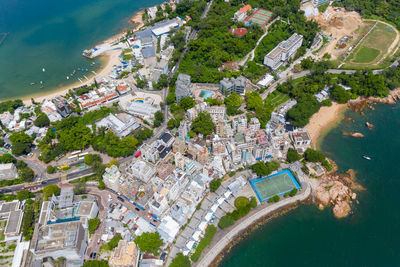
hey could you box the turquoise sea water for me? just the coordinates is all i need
[0,0,163,100]
[220,103,400,266]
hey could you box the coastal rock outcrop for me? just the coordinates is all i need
[314,167,363,218]
[342,131,364,138]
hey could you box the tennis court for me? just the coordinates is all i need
[244,9,273,29]
[250,170,301,202]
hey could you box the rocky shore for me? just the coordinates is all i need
[314,167,364,218]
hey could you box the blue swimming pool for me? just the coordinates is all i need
[198,90,214,99]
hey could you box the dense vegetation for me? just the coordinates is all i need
[21,199,35,240]
[88,217,100,236]
[218,196,258,229]
[277,60,400,127]
[169,253,191,267]
[251,160,280,177]
[190,225,217,262]
[210,178,222,192]
[0,99,24,114]
[38,107,140,162]
[179,0,264,82]
[134,232,163,254]
[191,112,215,136]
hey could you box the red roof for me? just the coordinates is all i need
[240,4,251,13]
[230,28,248,36]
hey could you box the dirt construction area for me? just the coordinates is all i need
[303,5,399,66]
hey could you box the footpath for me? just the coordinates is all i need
[195,180,311,267]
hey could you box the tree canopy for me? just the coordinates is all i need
[191,112,215,136]
[43,184,60,200]
[34,113,50,127]
[134,232,163,254]
[169,253,191,267]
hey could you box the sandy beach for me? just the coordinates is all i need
[20,10,145,106]
[22,49,121,105]
[305,102,348,148]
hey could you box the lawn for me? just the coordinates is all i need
[264,91,289,108]
[345,21,398,67]
[352,47,381,63]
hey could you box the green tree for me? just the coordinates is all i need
[246,92,263,110]
[84,154,102,165]
[330,85,352,104]
[0,154,16,164]
[250,196,257,208]
[167,118,177,129]
[134,232,163,254]
[153,111,165,127]
[34,113,50,127]
[191,112,214,136]
[46,165,56,174]
[218,215,235,229]
[19,167,34,181]
[43,184,60,200]
[180,97,196,111]
[169,253,191,267]
[287,148,302,163]
[210,179,221,192]
[16,190,34,201]
[224,92,242,107]
[304,148,325,162]
[88,217,100,236]
[9,132,32,155]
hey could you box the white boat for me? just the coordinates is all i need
[362,155,371,160]
[42,68,45,72]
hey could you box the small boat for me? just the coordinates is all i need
[40,86,44,89]
[42,68,45,72]
[362,155,371,160]
[40,81,43,84]
[66,76,69,80]
[30,82,35,85]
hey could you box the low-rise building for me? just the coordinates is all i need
[0,163,18,181]
[109,240,138,267]
[290,131,311,153]
[234,4,251,21]
[127,160,156,183]
[103,165,122,192]
[96,113,140,138]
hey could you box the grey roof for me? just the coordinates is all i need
[142,46,156,58]
[214,208,225,219]
[175,236,186,249]
[5,210,22,234]
[181,227,195,239]
[207,192,219,203]
[135,29,153,39]
[187,217,200,230]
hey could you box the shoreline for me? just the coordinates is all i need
[18,9,146,106]
[195,182,311,266]
[305,102,348,149]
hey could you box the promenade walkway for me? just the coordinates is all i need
[195,179,311,267]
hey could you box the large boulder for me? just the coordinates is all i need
[333,201,351,218]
